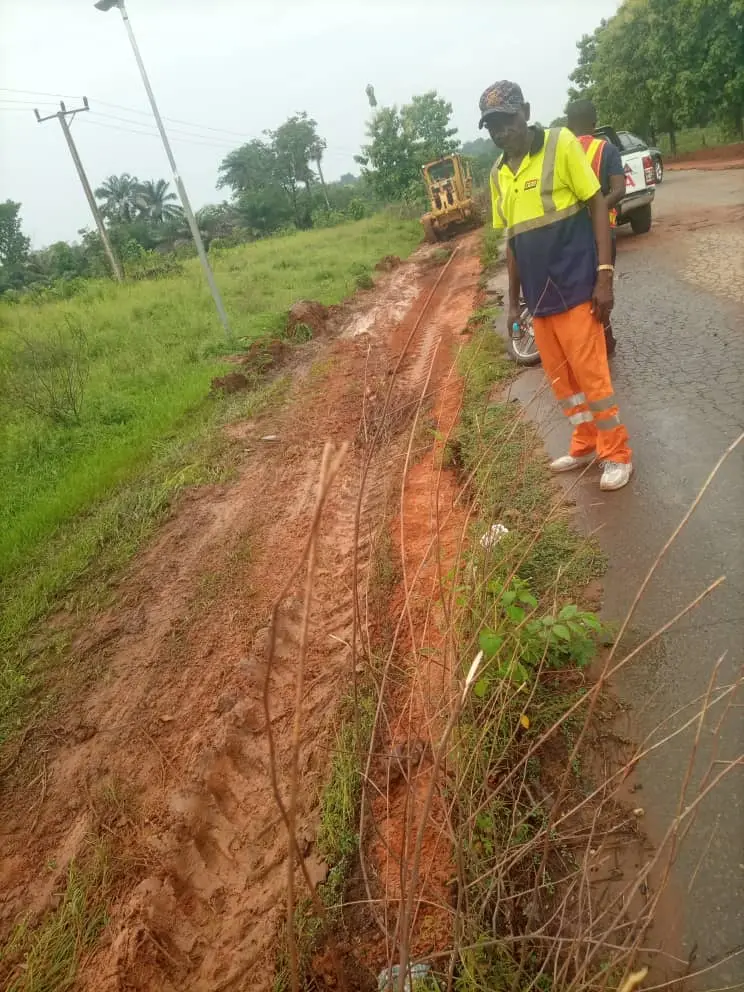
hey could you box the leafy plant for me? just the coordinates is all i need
[473,577,603,699]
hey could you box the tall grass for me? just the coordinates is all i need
[0,216,421,733]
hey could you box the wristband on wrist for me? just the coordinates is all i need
[597,264,615,273]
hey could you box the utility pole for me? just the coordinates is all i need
[94,0,233,340]
[34,100,124,282]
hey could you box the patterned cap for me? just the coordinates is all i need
[478,80,525,127]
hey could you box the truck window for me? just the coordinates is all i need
[426,160,456,181]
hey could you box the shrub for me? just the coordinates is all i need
[4,316,90,425]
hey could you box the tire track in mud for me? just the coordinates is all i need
[0,239,482,992]
[359,242,483,977]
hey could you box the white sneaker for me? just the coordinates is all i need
[550,453,595,473]
[600,461,633,491]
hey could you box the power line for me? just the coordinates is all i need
[0,98,61,108]
[76,116,238,150]
[1,87,254,141]
[1,86,79,100]
[2,85,361,162]
[92,98,257,139]
[86,111,238,146]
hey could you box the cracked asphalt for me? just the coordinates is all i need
[509,168,744,986]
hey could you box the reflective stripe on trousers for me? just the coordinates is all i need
[532,302,632,464]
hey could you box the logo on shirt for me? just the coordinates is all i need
[524,178,538,190]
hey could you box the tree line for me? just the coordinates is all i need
[1,89,486,298]
[566,0,744,151]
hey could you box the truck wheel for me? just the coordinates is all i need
[630,204,652,235]
[654,157,664,183]
[421,216,438,243]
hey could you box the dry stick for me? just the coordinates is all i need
[576,757,744,988]
[450,583,736,980]
[354,249,461,934]
[550,431,744,875]
[285,442,333,992]
[363,315,606,958]
[520,675,740,874]
[395,660,482,992]
[608,654,727,992]
[640,947,744,992]
[548,432,743,911]
[610,430,743,669]
[675,662,740,855]
[262,441,348,992]
[465,574,726,837]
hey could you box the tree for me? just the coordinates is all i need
[269,112,323,227]
[356,106,420,201]
[567,25,604,103]
[566,0,744,148]
[94,173,140,223]
[236,186,294,237]
[135,179,182,223]
[686,0,744,137]
[217,114,327,231]
[26,240,87,283]
[217,138,277,194]
[0,200,30,292]
[401,91,459,162]
[357,90,460,201]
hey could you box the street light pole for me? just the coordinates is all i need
[94,0,233,340]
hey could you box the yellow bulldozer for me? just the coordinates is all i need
[420,154,479,242]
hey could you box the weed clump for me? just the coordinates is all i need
[480,226,503,271]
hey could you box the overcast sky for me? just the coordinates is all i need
[0,0,620,248]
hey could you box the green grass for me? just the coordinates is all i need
[656,124,739,156]
[273,688,376,992]
[0,216,421,743]
[1,845,112,992]
[480,227,503,271]
[455,330,605,595]
[445,318,609,990]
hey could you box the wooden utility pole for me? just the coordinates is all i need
[34,99,124,282]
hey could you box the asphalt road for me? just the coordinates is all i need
[509,168,744,986]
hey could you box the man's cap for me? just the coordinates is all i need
[478,81,525,128]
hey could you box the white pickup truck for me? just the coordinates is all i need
[595,125,657,234]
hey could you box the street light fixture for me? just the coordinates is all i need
[94,0,233,340]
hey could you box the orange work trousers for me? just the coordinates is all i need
[532,301,632,464]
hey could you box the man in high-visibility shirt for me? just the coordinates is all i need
[567,99,625,356]
[480,80,633,491]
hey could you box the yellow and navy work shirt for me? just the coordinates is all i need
[490,126,601,316]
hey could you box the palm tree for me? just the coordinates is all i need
[135,179,182,223]
[94,173,140,223]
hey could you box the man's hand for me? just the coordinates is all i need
[591,270,614,326]
[507,302,521,336]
